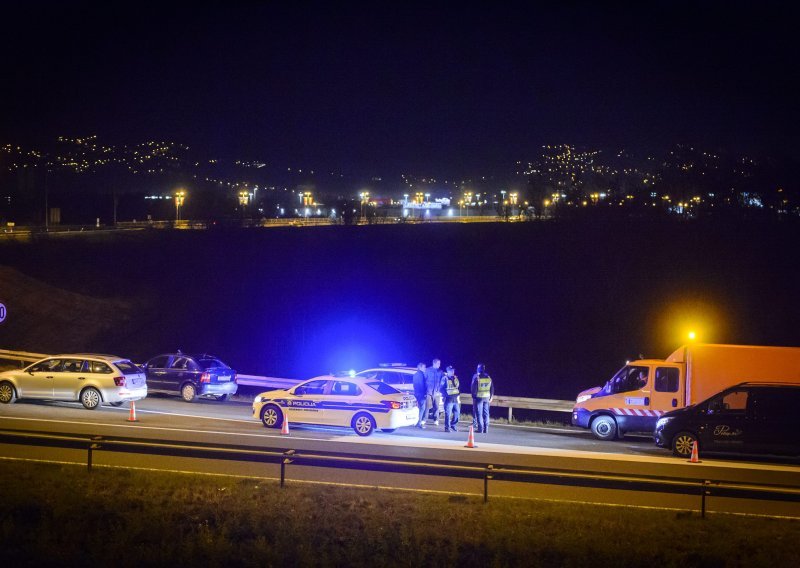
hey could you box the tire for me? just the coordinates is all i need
[353,412,376,436]
[215,394,229,402]
[260,404,283,428]
[672,431,698,458]
[381,428,396,433]
[109,401,124,407]
[181,383,197,402]
[81,387,102,410]
[0,381,16,404]
[590,415,618,440]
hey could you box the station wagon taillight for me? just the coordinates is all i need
[200,372,211,383]
[113,376,126,387]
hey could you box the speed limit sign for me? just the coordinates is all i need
[0,302,6,324]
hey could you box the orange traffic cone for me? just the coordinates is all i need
[126,400,138,422]
[281,416,290,435]
[464,424,477,448]
[688,440,701,463]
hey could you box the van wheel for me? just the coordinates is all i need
[81,387,102,410]
[181,383,197,402]
[672,431,697,457]
[353,412,376,436]
[0,382,16,404]
[260,405,283,428]
[590,415,618,440]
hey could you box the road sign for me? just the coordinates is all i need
[0,302,6,323]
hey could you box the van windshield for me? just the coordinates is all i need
[601,366,649,395]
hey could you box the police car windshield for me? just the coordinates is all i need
[367,381,400,395]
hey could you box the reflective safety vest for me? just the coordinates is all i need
[476,376,492,398]
[445,376,460,396]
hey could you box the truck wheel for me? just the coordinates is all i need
[590,415,618,440]
[672,431,697,457]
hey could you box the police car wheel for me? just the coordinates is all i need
[672,431,697,457]
[261,405,282,428]
[381,428,396,433]
[590,415,618,440]
[353,412,376,436]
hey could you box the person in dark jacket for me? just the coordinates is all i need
[470,363,494,433]
[412,362,428,428]
[441,365,461,432]
[424,358,444,425]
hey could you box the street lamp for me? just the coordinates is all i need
[174,190,186,221]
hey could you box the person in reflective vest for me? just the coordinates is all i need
[441,365,461,432]
[471,363,494,433]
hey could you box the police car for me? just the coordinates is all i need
[354,365,447,418]
[252,375,419,436]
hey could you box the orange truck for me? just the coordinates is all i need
[571,343,800,440]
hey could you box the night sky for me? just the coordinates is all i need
[2,1,798,177]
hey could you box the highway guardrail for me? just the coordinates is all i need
[1,428,797,516]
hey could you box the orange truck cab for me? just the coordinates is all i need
[572,344,800,440]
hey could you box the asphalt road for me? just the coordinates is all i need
[1,395,798,518]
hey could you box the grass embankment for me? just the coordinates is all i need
[1,461,797,567]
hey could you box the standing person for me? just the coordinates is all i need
[412,362,428,428]
[424,358,444,426]
[471,363,494,433]
[442,365,461,432]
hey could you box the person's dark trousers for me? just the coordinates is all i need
[444,396,460,430]
[475,399,490,432]
[416,392,428,426]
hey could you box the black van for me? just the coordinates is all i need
[654,382,800,458]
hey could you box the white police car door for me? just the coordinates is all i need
[287,379,329,425]
[327,380,364,425]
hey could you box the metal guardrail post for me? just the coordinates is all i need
[88,436,103,473]
[281,449,295,488]
[508,407,513,422]
[484,464,494,503]
[701,480,712,518]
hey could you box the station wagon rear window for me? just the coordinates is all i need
[114,361,143,375]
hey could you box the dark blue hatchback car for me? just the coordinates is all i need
[142,352,237,402]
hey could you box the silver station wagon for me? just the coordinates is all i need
[0,354,148,409]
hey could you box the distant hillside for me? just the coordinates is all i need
[0,265,144,355]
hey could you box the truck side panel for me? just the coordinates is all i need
[682,344,800,405]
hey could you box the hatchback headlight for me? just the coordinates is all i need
[655,417,671,429]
